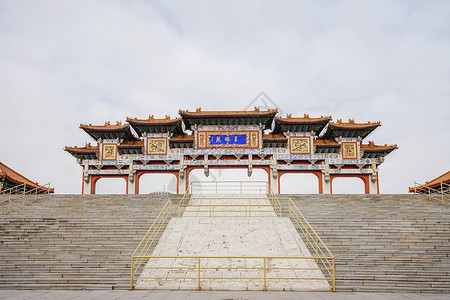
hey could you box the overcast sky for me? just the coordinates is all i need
[0,0,449,194]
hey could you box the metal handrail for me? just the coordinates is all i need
[0,182,51,214]
[412,181,449,206]
[132,255,334,291]
[130,181,335,292]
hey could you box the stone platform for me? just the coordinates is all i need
[136,194,330,291]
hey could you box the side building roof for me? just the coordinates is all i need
[0,162,54,193]
[409,171,450,193]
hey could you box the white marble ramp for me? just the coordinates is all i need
[136,194,330,291]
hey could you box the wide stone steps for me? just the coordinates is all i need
[289,194,450,293]
[1,193,449,293]
[0,194,172,290]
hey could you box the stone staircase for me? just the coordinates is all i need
[288,194,450,293]
[1,193,449,293]
[0,194,171,290]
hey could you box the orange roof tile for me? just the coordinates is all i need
[126,115,181,125]
[170,134,194,142]
[275,114,332,124]
[64,143,99,154]
[361,141,398,152]
[179,107,278,118]
[79,121,130,131]
[262,133,287,141]
[329,119,381,130]
[117,141,144,148]
[314,139,340,146]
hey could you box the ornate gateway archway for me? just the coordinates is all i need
[65,108,397,194]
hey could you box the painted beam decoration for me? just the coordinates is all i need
[197,131,259,149]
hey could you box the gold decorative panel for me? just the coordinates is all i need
[341,142,358,159]
[290,137,311,154]
[147,138,167,155]
[198,132,206,148]
[250,132,259,148]
[102,144,117,160]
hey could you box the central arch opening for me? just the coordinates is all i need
[188,168,268,194]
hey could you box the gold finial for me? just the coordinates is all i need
[165,115,170,120]
[254,107,260,112]
[304,113,310,118]
[286,114,292,118]
[196,107,202,112]
[149,115,154,120]
[348,119,355,124]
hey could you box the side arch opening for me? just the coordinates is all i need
[139,173,177,194]
[280,173,320,194]
[94,177,127,194]
[331,177,366,194]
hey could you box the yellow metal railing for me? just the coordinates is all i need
[132,255,334,291]
[130,181,335,291]
[0,182,52,214]
[412,181,449,206]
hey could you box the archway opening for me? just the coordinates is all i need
[188,168,268,194]
[332,177,365,194]
[139,173,177,194]
[95,177,126,194]
[280,173,319,194]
